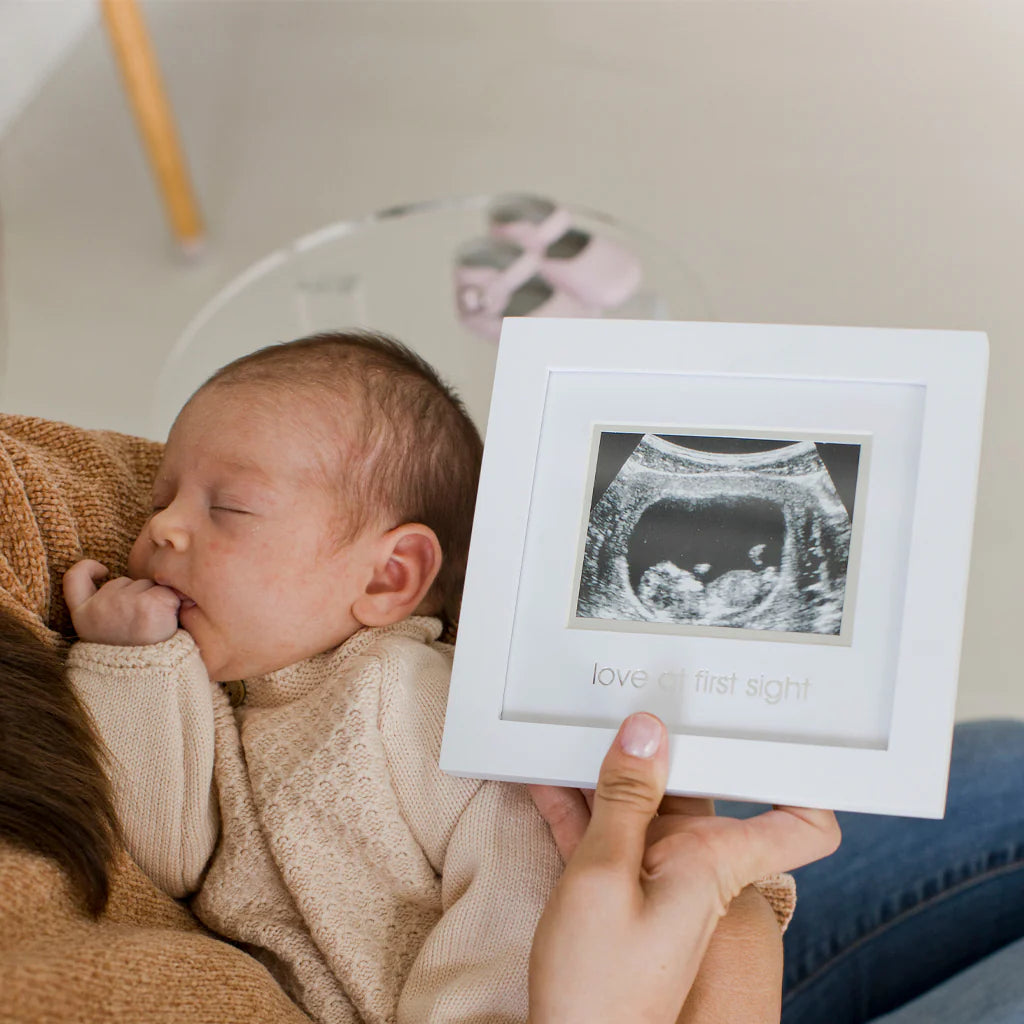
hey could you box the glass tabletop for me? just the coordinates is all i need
[153,194,711,438]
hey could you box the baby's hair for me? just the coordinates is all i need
[198,330,484,628]
[0,607,121,917]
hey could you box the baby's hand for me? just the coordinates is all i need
[63,559,181,646]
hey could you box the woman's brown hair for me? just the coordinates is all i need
[0,608,120,916]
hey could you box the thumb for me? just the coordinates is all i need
[575,713,669,877]
[63,559,109,611]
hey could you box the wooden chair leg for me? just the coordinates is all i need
[100,0,204,251]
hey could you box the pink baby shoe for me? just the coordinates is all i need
[488,194,574,252]
[488,194,643,309]
[454,237,596,342]
[455,237,537,322]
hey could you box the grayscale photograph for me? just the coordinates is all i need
[575,431,862,637]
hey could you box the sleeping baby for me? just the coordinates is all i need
[64,331,563,1024]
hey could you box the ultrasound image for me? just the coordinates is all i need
[576,433,859,636]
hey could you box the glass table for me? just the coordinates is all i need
[152,194,710,438]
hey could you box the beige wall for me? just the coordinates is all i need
[0,0,1021,721]
[0,0,94,138]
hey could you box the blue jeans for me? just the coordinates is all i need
[872,936,1024,1023]
[757,720,1024,1023]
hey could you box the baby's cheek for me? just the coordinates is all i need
[126,537,149,580]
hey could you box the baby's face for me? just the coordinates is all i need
[128,385,379,681]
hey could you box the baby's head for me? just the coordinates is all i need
[128,331,483,681]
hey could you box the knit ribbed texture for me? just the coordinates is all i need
[68,632,220,898]
[0,414,162,645]
[69,620,565,1024]
[0,844,312,1024]
[754,873,797,933]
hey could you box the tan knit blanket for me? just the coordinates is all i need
[0,414,311,1024]
[0,415,161,644]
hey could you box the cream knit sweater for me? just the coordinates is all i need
[68,616,796,1024]
[68,617,563,1024]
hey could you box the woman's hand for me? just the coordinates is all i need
[526,713,840,1024]
[532,784,790,1024]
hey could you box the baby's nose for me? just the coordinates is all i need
[149,507,190,550]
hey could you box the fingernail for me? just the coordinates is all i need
[620,713,661,759]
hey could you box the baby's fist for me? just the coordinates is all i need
[63,559,181,646]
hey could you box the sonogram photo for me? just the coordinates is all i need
[574,431,863,638]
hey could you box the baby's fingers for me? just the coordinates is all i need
[123,577,161,594]
[123,578,179,605]
[63,559,110,610]
[147,584,183,613]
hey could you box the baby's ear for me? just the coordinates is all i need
[352,524,442,627]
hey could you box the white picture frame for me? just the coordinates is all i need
[440,319,988,818]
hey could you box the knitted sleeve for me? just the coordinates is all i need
[378,639,561,1024]
[397,780,562,1024]
[754,873,796,932]
[66,630,220,898]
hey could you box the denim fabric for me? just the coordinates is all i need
[872,935,1024,1024]
[720,719,1024,1024]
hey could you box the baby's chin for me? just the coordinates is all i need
[175,621,229,682]
[193,637,284,683]
[200,659,241,684]
[177,611,257,682]
[192,640,239,683]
